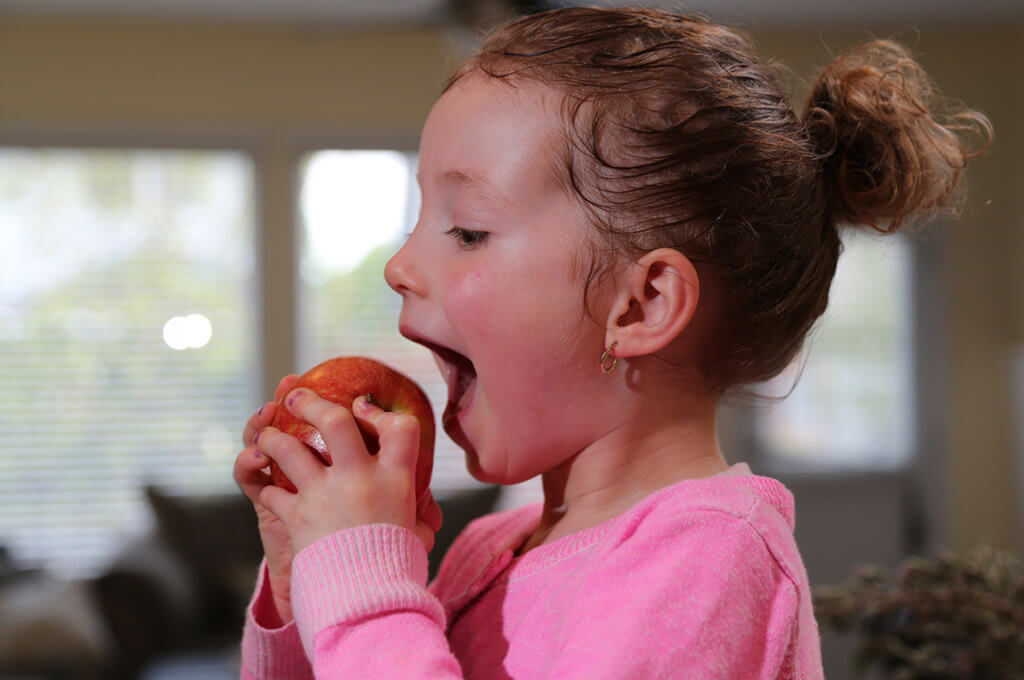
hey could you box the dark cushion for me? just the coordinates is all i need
[430,485,502,580]
[144,486,263,641]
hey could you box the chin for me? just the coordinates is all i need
[464,450,534,486]
[461,446,491,483]
[460,446,499,485]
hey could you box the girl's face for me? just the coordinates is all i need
[385,74,613,484]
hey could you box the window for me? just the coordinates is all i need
[297,150,483,493]
[0,148,256,576]
[754,231,914,469]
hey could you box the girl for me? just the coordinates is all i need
[234,6,990,679]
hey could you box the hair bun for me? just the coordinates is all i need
[803,40,992,232]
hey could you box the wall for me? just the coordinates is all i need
[0,16,451,129]
[756,23,1024,553]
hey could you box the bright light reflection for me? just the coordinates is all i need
[163,313,213,350]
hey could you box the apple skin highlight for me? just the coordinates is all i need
[268,356,435,501]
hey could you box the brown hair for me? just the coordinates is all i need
[446,7,992,394]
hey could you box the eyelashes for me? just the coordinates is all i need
[445,226,489,248]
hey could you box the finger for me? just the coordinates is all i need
[285,388,370,469]
[353,396,419,473]
[258,483,297,522]
[234,448,273,504]
[256,426,326,490]
[273,374,301,403]
[242,402,278,447]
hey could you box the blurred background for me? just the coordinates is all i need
[0,0,1020,678]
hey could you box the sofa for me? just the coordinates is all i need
[0,483,503,680]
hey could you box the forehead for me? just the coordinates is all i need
[417,74,566,202]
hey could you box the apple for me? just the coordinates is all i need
[268,356,435,501]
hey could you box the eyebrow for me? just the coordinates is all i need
[418,169,515,208]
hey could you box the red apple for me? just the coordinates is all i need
[268,356,434,501]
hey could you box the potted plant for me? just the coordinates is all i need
[813,547,1024,679]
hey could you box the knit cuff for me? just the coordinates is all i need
[241,561,314,679]
[291,524,446,659]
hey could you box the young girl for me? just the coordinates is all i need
[234,7,989,679]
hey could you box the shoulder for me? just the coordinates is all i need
[603,474,806,588]
[540,476,816,677]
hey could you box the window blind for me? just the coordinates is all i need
[0,148,256,576]
[296,150,527,498]
[756,231,914,468]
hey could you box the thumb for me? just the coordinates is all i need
[418,490,443,534]
[414,519,437,555]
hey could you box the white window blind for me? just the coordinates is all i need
[0,148,257,577]
[297,150,542,506]
[756,231,914,468]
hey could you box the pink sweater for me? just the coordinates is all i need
[241,471,824,679]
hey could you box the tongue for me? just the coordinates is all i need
[451,360,476,411]
[428,344,476,418]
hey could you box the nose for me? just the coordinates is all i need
[384,234,425,298]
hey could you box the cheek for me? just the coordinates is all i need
[444,265,534,345]
[448,268,589,402]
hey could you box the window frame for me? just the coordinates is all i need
[719,228,951,556]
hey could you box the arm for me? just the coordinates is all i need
[290,524,462,680]
[249,386,453,678]
[240,561,314,680]
[236,376,313,680]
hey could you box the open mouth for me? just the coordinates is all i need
[403,332,477,423]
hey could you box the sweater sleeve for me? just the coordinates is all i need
[289,523,464,680]
[548,508,804,680]
[239,560,315,680]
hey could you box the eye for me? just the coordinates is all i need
[445,227,489,248]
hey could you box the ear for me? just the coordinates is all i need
[603,248,699,359]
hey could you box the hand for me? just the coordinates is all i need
[254,388,443,557]
[234,373,300,626]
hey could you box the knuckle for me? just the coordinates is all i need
[235,448,253,467]
[256,426,278,448]
[259,428,294,455]
[387,413,419,435]
[320,407,353,434]
[257,485,274,506]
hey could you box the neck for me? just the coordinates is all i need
[521,394,728,553]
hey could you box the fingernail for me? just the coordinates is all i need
[287,389,304,408]
[357,393,378,411]
[257,405,265,417]
[254,429,263,444]
[253,450,263,459]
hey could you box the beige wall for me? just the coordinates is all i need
[0,16,451,129]
[757,24,1024,553]
[2,14,1020,554]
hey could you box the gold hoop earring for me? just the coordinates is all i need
[600,341,618,374]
